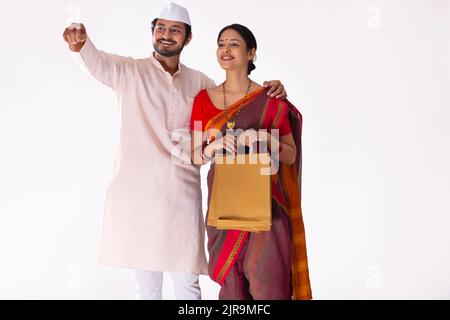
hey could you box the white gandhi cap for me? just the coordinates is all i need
[155,2,191,26]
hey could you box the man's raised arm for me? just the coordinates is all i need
[63,23,133,91]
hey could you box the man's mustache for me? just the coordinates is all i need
[157,39,177,45]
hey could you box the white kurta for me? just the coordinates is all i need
[78,37,215,274]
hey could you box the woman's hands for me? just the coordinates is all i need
[236,129,270,149]
[200,129,296,166]
[237,129,297,165]
[203,134,237,159]
[204,130,270,160]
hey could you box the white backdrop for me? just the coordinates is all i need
[0,0,449,299]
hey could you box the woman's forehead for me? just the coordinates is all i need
[219,29,242,41]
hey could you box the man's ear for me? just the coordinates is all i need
[151,26,155,37]
[184,33,193,46]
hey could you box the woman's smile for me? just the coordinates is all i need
[221,54,235,61]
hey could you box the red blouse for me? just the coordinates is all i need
[190,89,292,135]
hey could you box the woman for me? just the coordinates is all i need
[190,24,312,300]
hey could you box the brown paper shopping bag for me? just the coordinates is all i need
[207,153,272,232]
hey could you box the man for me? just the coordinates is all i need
[63,2,286,300]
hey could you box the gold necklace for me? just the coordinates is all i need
[222,79,252,130]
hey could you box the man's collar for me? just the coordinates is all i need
[150,52,182,76]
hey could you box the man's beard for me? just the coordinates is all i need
[153,39,185,57]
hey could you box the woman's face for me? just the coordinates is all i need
[217,29,255,73]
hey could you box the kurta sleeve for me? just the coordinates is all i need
[78,37,135,92]
[204,76,216,89]
[198,72,216,90]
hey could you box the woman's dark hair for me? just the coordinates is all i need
[217,24,257,75]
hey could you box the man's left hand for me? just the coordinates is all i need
[263,80,287,99]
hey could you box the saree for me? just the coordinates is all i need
[201,88,312,300]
